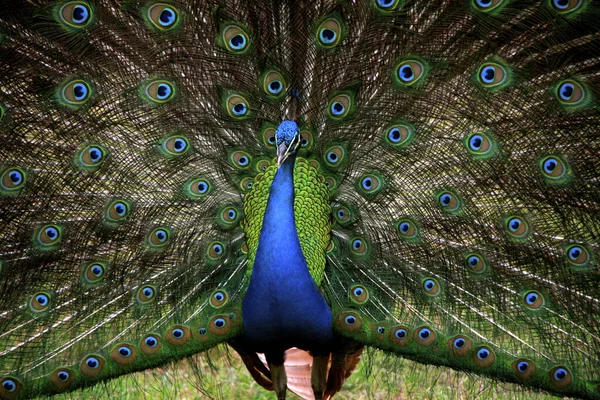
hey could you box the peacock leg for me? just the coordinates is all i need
[310,353,329,400]
[266,351,287,400]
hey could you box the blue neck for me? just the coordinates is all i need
[242,155,333,353]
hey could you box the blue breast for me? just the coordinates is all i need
[242,155,334,354]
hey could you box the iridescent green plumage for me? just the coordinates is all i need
[0,0,599,399]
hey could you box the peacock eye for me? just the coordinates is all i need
[395,329,406,338]
[565,244,590,267]
[199,327,207,335]
[556,80,586,105]
[172,328,184,337]
[344,315,356,325]
[419,328,430,339]
[58,2,93,28]
[453,338,465,348]
[106,200,130,222]
[214,317,226,328]
[146,4,180,30]
[222,25,250,53]
[226,94,250,118]
[210,289,229,308]
[396,218,418,239]
[551,0,583,13]
[196,180,209,194]
[145,336,157,347]
[437,190,462,214]
[376,0,400,10]
[37,224,62,247]
[324,145,345,167]
[1,168,26,192]
[327,93,352,119]
[84,262,106,283]
[477,348,490,360]
[505,216,530,239]
[86,357,99,368]
[142,80,176,104]
[330,101,345,116]
[350,238,367,255]
[161,135,190,156]
[474,0,504,11]
[78,145,107,169]
[137,285,157,303]
[148,228,170,247]
[384,123,415,147]
[30,292,51,312]
[219,206,241,228]
[465,132,496,158]
[469,135,484,151]
[395,60,426,86]
[263,71,286,97]
[316,18,343,48]
[477,62,509,88]
[465,252,487,273]
[549,366,572,389]
[141,334,162,354]
[1,378,18,393]
[208,242,225,259]
[518,361,529,372]
[358,173,383,196]
[118,346,131,357]
[523,290,544,310]
[422,278,440,296]
[59,79,92,107]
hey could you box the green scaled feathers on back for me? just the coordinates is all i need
[1,0,600,399]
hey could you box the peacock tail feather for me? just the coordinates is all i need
[0,0,599,399]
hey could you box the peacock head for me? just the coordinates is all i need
[275,120,300,167]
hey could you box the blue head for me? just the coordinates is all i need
[275,120,300,167]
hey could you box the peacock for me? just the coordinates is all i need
[0,0,599,399]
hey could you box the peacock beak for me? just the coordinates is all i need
[276,135,300,168]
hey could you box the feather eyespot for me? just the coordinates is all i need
[105,200,131,223]
[209,314,237,335]
[523,290,544,310]
[335,312,362,332]
[58,79,92,107]
[300,130,313,149]
[505,216,531,240]
[422,278,441,296]
[222,25,250,53]
[473,346,495,368]
[1,168,26,193]
[187,178,212,198]
[137,285,157,304]
[324,145,346,167]
[390,326,410,346]
[550,0,584,14]
[555,80,587,106]
[316,17,343,48]
[395,60,426,86]
[565,244,591,267]
[219,206,241,228]
[83,262,106,284]
[262,126,277,148]
[447,335,472,356]
[512,359,536,381]
[36,224,62,248]
[357,173,383,196]
[225,94,250,118]
[384,123,415,148]
[262,71,286,98]
[141,334,162,354]
[436,190,462,214]
[549,366,572,389]
[375,0,400,11]
[146,4,180,30]
[208,242,226,260]
[465,252,488,274]
[112,344,137,366]
[148,228,170,248]
[539,155,571,184]
[473,0,505,12]
[51,368,73,389]
[324,176,337,190]
[396,218,419,239]
[166,325,191,345]
[81,355,104,377]
[30,292,51,312]
[161,135,190,157]
[349,285,369,304]
[477,62,509,89]
[333,205,353,225]
[77,145,107,170]
[240,177,253,192]
[255,159,270,173]
[328,94,352,119]
[57,2,93,28]
[0,377,20,397]
[414,326,436,346]
[230,151,252,169]
[210,289,229,308]
[141,79,175,105]
[465,132,496,158]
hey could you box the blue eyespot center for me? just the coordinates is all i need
[58,371,69,381]
[36,294,48,305]
[197,181,208,193]
[468,256,479,266]
[331,102,345,115]
[481,66,495,83]
[214,318,226,328]
[230,34,246,50]
[399,65,414,81]
[9,171,22,184]
[199,328,207,335]
[145,337,157,347]
[89,147,102,162]
[233,103,247,116]
[155,230,167,242]
[554,368,567,380]
[553,0,569,8]
[526,293,538,305]
[362,177,372,189]
[377,326,385,334]
[173,138,186,152]
[159,8,176,26]
[424,279,435,291]
[388,128,401,142]
[238,156,248,166]
[477,349,490,360]
[353,288,363,296]
[214,292,225,301]
[172,328,184,338]
[118,347,131,357]
[320,28,336,44]
[559,83,574,100]
[454,338,465,348]
[114,202,126,216]
[469,135,483,150]
[419,328,430,339]
[508,218,521,232]
[2,380,16,392]
[568,246,582,260]
[399,222,410,233]
[143,287,154,298]
[543,158,557,173]
[518,361,529,372]
[73,83,88,100]
[72,5,89,24]
[440,194,451,206]
[352,239,362,250]
[345,315,356,325]
[337,209,345,218]
[156,84,172,100]
[86,357,99,368]
[477,0,493,6]
[378,0,395,6]
[213,244,223,254]
[45,227,58,239]
[395,329,406,338]
[268,81,282,94]
[327,152,338,162]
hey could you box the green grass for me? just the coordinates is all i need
[53,346,558,399]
